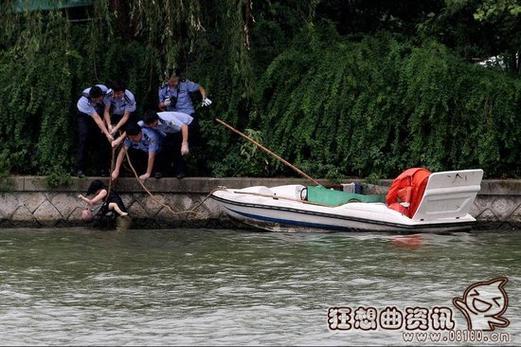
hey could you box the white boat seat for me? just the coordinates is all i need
[412,169,483,221]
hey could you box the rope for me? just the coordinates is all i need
[106,146,116,198]
[118,148,223,218]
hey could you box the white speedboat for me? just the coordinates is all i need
[211,169,483,232]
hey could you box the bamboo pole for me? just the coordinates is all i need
[215,118,322,186]
[232,190,333,206]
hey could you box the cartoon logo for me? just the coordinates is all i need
[453,277,510,331]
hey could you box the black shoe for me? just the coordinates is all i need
[154,171,163,179]
[176,171,186,179]
[76,170,85,178]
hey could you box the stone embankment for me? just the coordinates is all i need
[0,177,519,229]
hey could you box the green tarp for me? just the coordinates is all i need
[307,185,385,206]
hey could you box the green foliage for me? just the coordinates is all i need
[237,128,272,176]
[421,0,521,71]
[0,1,520,181]
[208,122,277,177]
[0,11,73,175]
[473,0,521,20]
[46,167,72,188]
[255,27,521,178]
[0,149,11,177]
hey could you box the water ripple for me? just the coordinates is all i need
[0,228,519,345]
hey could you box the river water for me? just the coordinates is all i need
[0,228,519,345]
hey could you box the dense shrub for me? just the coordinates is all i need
[0,2,520,181]
[254,27,521,178]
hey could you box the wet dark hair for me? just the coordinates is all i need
[126,122,141,136]
[143,110,159,125]
[109,80,126,93]
[89,86,103,99]
[86,179,106,195]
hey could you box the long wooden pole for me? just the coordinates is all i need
[232,190,330,206]
[215,118,322,186]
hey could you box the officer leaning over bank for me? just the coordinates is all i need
[104,80,137,136]
[139,110,193,178]
[75,84,114,178]
[111,122,162,181]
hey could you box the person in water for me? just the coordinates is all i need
[78,179,128,220]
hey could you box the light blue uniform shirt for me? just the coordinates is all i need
[104,89,137,115]
[124,128,161,153]
[158,80,200,115]
[138,112,193,135]
[77,84,108,116]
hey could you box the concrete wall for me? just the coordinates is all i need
[0,176,520,229]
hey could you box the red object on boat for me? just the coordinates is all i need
[386,168,431,218]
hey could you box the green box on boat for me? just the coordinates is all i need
[306,185,385,206]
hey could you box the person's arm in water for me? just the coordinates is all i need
[90,188,108,205]
[78,189,107,206]
[111,146,127,180]
[78,194,91,205]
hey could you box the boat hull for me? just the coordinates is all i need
[211,194,475,233]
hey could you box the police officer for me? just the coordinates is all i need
[75,84,114,177]
[158,68,211,145]
[139,110,193,178]
[111,123,162,181]
[104,80,137,136]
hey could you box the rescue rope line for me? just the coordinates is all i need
[106,146,116,199]
[119,148,222,218]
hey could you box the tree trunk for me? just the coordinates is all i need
[109,0,132,40]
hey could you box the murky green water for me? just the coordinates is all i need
[0,228,519,345]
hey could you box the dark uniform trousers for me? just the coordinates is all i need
[161,116,200,176]
[75,109,110,174]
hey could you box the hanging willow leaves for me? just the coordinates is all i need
[0,1,520,181]
[255,26,521,178]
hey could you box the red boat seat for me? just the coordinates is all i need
[386,168,431,218]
